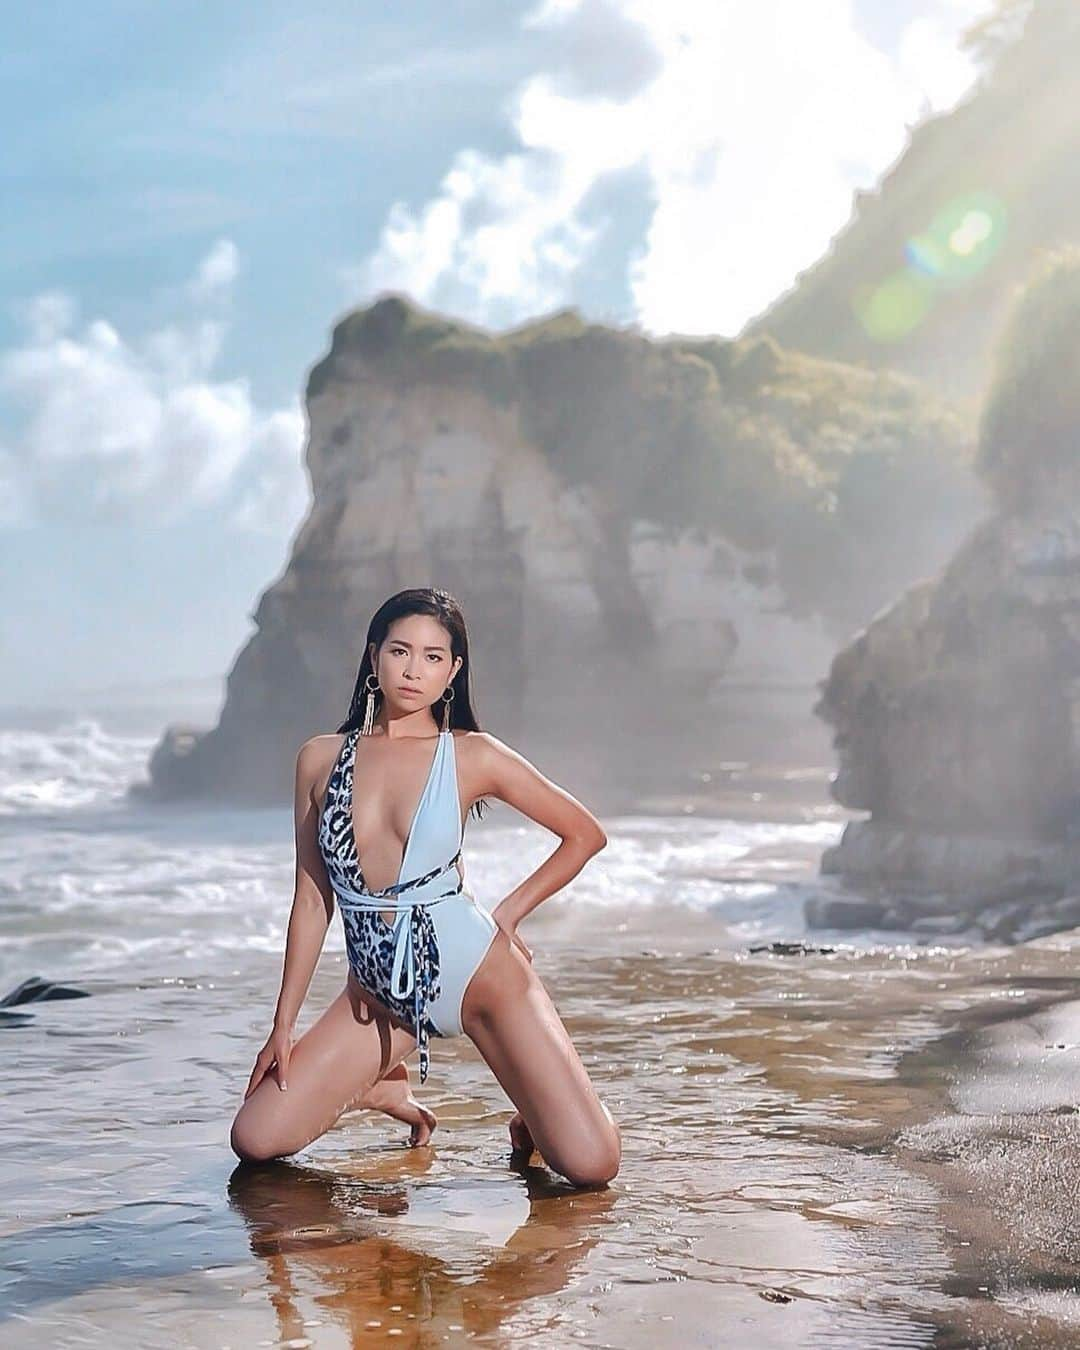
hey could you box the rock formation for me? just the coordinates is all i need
[813,247,1080,941]
[138,294,980,808]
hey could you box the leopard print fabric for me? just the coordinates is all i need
[317,728,443,1038]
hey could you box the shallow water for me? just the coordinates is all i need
[1,717,1078,1347]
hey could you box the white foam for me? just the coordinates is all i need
[0,717,945,985]
[0,718,155,813]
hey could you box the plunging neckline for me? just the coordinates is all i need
[347,728,446,927]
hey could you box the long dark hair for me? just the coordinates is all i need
[336,587,488,820]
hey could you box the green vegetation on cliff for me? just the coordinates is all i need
[309,294,981,638]
[978,244,1080,511]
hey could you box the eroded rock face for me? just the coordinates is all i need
[138,295,978,806]
[819,515,1080,835]
[814,450,1080,919]
[808,244,1080,941]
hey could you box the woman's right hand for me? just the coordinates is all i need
[492,907,533,964]
[244,1023,293,1098]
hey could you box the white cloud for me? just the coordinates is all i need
[0,241,308,533]
[226,405,310,535]
[349,0,993,336]
[896,0,991,113]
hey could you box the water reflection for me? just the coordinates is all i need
[226,1157,617,1343]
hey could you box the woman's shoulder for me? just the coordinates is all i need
[450,728,501,748]
[301,731,348,754]
[448,728,500,762]
[301,728,498,768]
[450,728,524,768]
[296,732,348,778]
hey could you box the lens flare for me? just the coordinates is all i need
[950,209,993,256]
[905,234,949,277]
[853,270,935,342]
[927,192,1006,284]
[856,191,1007,339]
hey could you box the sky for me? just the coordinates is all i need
[0,0,996,710]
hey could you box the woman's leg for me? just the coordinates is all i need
[230,980,419,1162]
[460,932,621,1188]
[361,1061,438,1146]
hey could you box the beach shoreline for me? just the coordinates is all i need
[887,971,1080,1345]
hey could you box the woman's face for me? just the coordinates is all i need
[370,613,462,716]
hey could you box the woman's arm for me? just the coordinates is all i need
[471,732,607,933]
[272,738,337,1031]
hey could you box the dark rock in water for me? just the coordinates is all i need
[910,913,970,937]
[975,899,1043,944]
[1046,893,1080,925]
[747,940,837,956]
[803,895,889,929]
[979,875,1064,908]
[878,905,914,930]
[804,878,1080,946]
[0,975,90,1008]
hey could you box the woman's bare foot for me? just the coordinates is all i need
[507,1109,535,1157]
[362,1062,438,1146]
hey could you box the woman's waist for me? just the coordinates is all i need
[335,875,482,912]
[342,890,496,968]
[332,861,463,908]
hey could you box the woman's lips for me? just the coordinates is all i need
[397,687,421,696]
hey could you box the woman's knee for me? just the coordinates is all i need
[229,1105,291,1164]
[230,1125,277,1164]
[558,1138,621,1188]
[552,1115,622,1188]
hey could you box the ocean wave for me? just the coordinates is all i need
[0,718,155,814]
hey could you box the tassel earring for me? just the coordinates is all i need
[441,685,455,732]
[361,673,380,736]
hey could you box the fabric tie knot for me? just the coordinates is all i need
[334,849,463,1083]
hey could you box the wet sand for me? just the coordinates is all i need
[892,988,1080,1347]
[2,759,1080,1346]
[2,902,1077,1347]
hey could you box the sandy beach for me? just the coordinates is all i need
[893,991,1080,1346]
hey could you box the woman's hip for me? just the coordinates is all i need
[425,892,500,1036]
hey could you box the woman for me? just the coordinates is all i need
[230,587,621,1188]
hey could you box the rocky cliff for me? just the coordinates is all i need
[813,247,1080,941]
[140,294,980,808]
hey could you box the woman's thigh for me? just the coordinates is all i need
[230,978,418,1162]
[461,937,621,1188]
